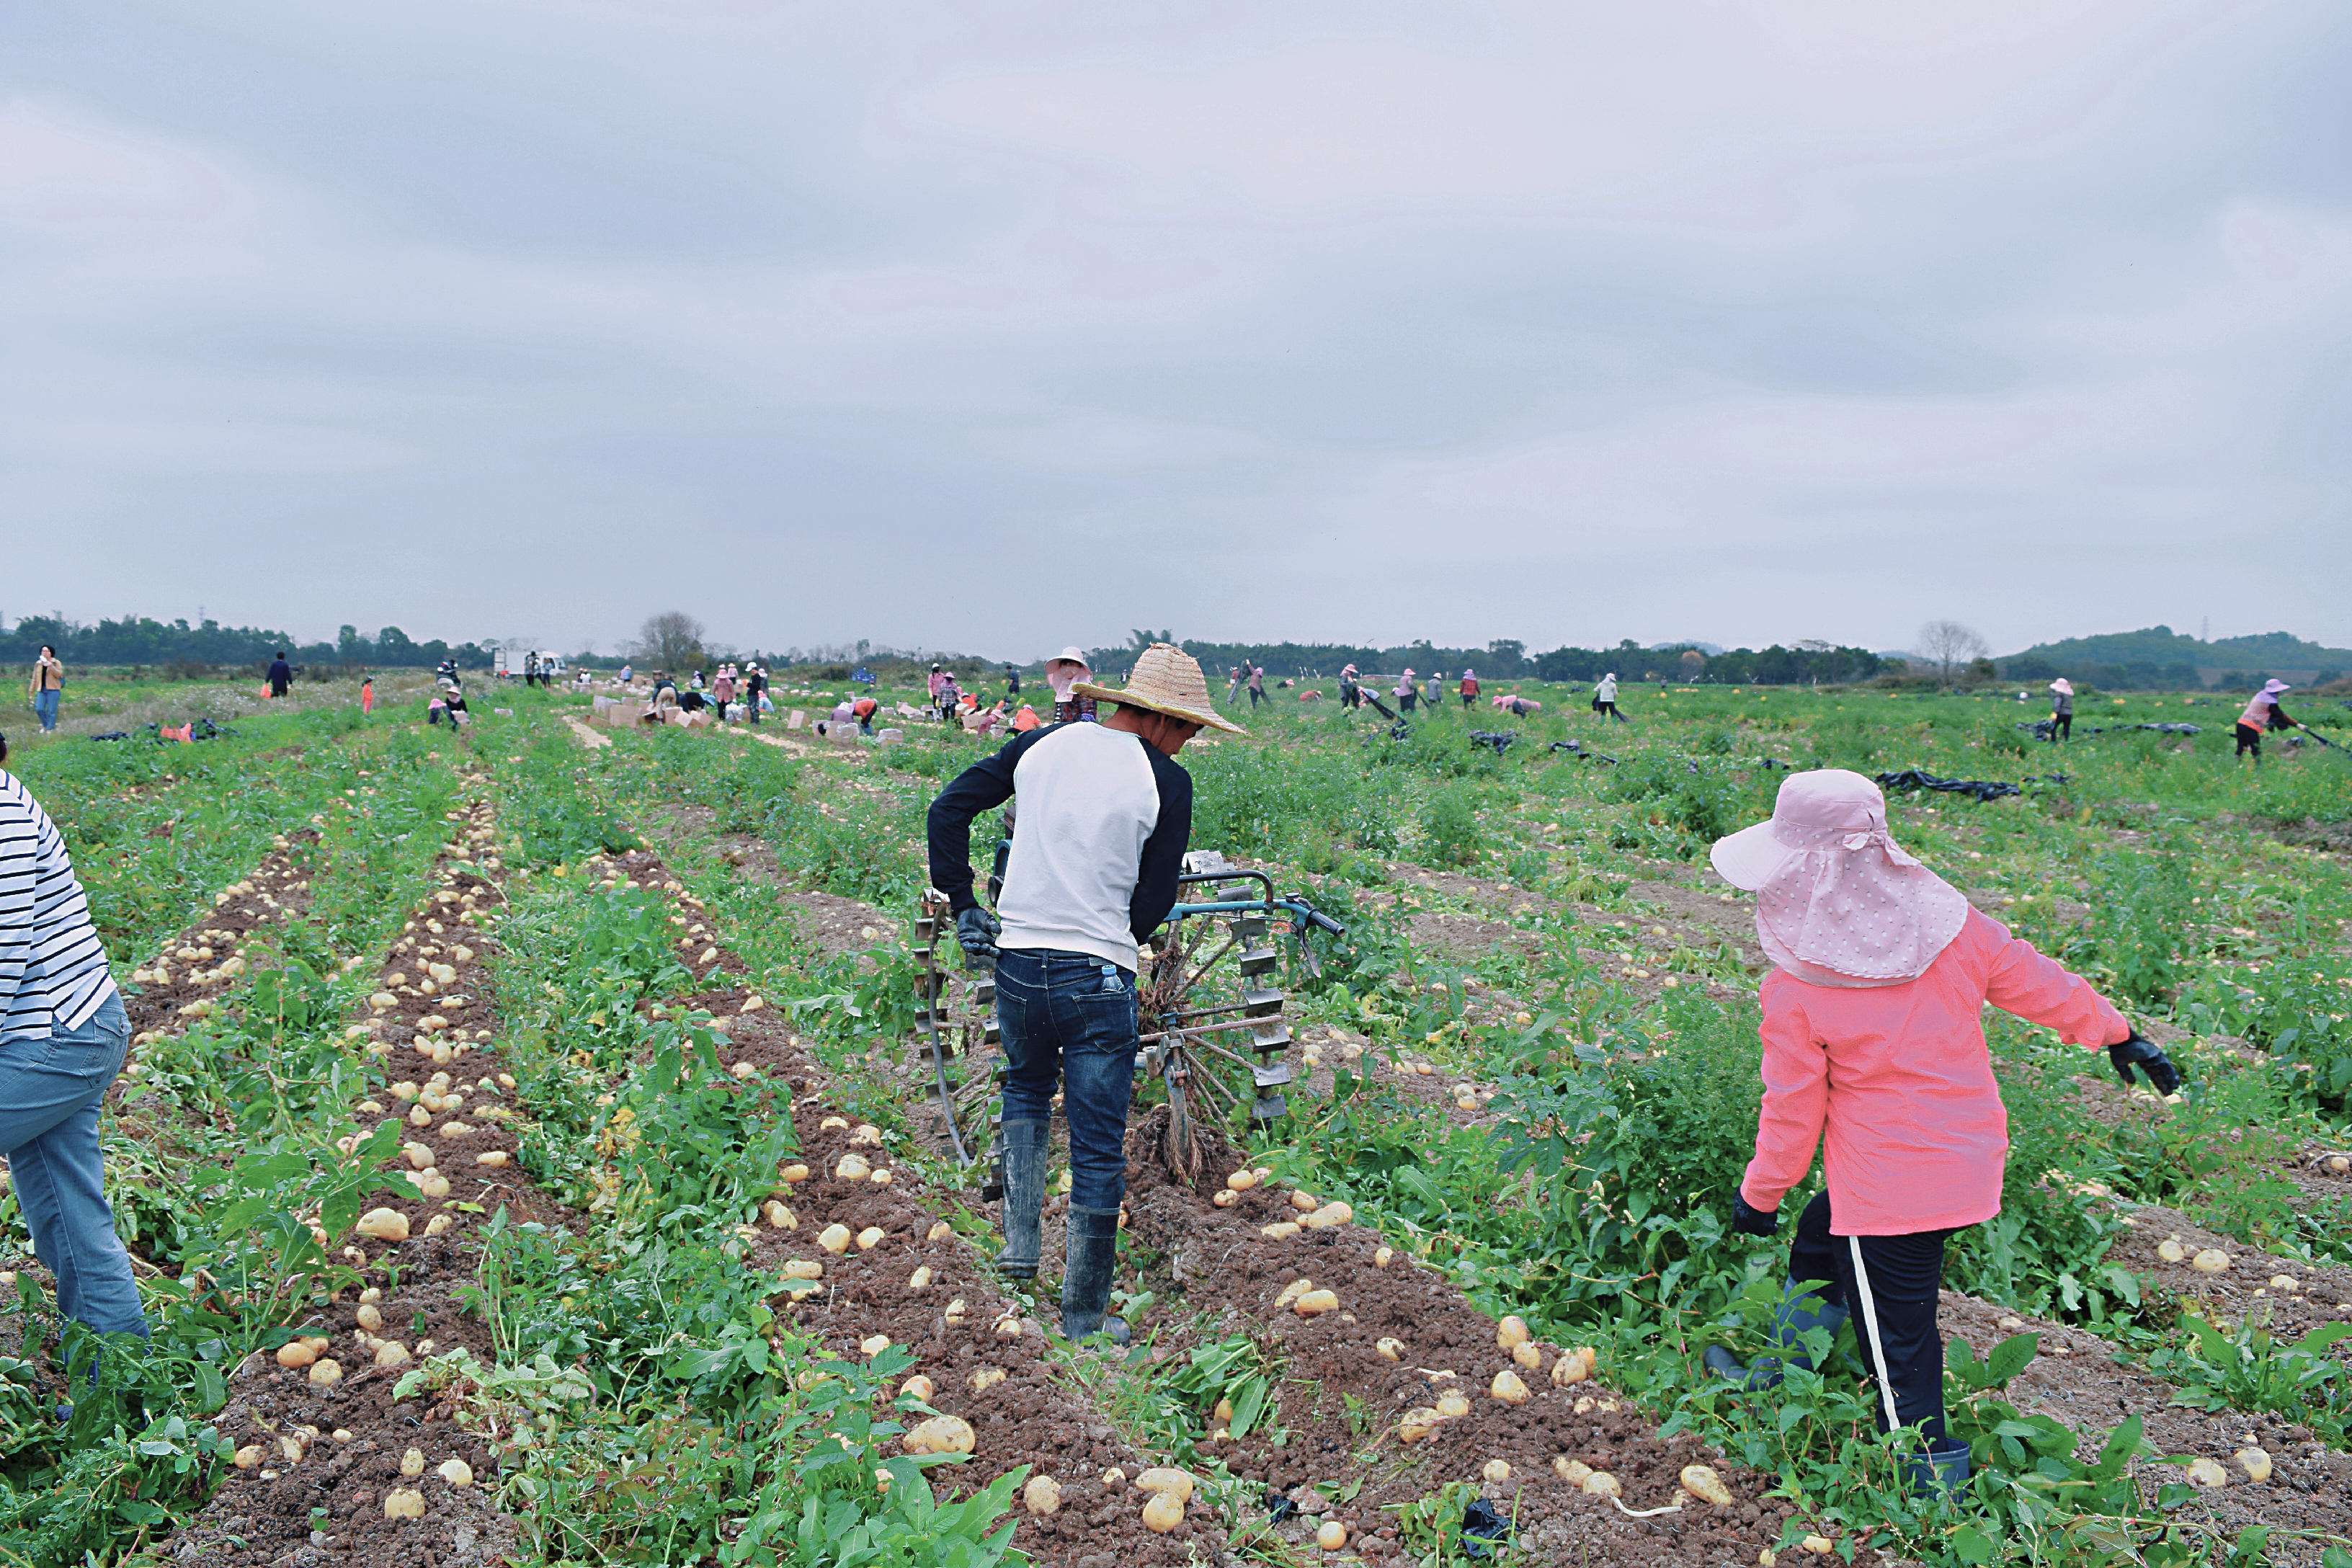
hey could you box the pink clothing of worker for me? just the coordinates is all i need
[1706,770,2160,1484]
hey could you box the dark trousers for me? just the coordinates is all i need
[1788,1193,1954,1443]
[2236,722,2262,760]
[1399,691,1417,712]
[2050,715,2070,740]
[1249,688,1262,708]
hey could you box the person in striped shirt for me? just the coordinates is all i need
[0,731,147,1342]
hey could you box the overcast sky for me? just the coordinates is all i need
[7,1,2349,662]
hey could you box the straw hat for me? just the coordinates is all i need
[1073,643,1247,734]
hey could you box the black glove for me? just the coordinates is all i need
[1732,1193,1780,1236]
[2108,1032,2180,1095]
[954,906,1002,964]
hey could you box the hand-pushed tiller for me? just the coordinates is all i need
[909,859,1346,1193]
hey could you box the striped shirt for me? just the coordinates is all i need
[1,769,116,1040]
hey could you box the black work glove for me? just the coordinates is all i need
[1731,1193,1781,1236]
[2108,1032,2180,1095]
[954,906,1002,963]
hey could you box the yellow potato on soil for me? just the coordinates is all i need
[234,1444,264,1470]
[1260,1222,1301,1239]
[1301,1202,1353,1229]
[2235,1447,2272,1483]
[1398,1407,1443,1443]
[403,1142,437,1170]
[780,1164,811,1185]
[2187,1456,2230,1487]
[1135,1468,1194,1503]
[438,1458,474,1487]
[1581,1471,1621,1497]
[1291,1190,1320,1212]
[1295,1290,1340,1317]
[277,1341,318,1369]
[1552,1346,1596,1385]
[908,1265,932,1291]
[1274,1278,1315,1309]
[782,1259,824,1280]
[860,1335,891,1358]
[1491,1369,1531,1405]
[818,1224,853,1255]
[307,1359,343,1386]
[355,1304,383,1332]
[902,1415,976,1455]
[764,1201,797,1230]
[850,1123,884,1146]
[927,1221,953,1241]
[1512,1340,1543,1371]
[1482,1459,1512,1484]
[1024,1475,1062,1515]
[373,1342,411,1369]
[383,1489,425,1519]
[1497,1315,1531,1350]
[821,1116,849,1131]
[899,1374,935,1402]
[1374,1247,1394,1267]
[1225,1170,1257,1192]
[1680,1464,1735,1506]
[2156,1238,2187,1262]
[401,1447,427,1477]
[2191,1250,2232,1274]
[475,1150,509,1168]
[1317,1520,1348,1551]
[1554,1456,1591,1484]
[835,1154,871,1181]
[857,1226,886,1250]
[1213,1190,1239,1207]
[971,1367,1005,1392]
[1141,1490,1184,1533]
[1435,1391,1472,1420]
[1376,1337,1405,1360]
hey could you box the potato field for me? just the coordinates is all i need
[4,675,2352,1568]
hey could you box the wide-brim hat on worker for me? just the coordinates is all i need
[1073,643,1247,734]
[1045,646,1089,669]
[1710,769,1968,988]
[2049,678,2073,695]
[2263,678,2290,695]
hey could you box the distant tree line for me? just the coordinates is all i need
[0,615,496,673]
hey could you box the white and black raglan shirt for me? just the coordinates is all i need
[1,769,117,1041]
[926,721,1192,971]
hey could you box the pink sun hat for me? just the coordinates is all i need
[2049,678,2072,695]
[1710,769,1970,988]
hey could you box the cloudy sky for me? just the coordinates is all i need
[7,1,2349,662]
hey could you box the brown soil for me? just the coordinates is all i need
[2105,1205,2352,1363]
[1937,1291,2352,1564]
[118,829,324,1043]
[1116,1116,1796,1563]
[162,796,578,1567]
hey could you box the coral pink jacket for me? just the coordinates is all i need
[1739,908,2131,1236]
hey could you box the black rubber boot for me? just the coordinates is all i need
[1059,1205,1127,1345]
[995,1118,1048,1282]
[1905,1440,1972,1499]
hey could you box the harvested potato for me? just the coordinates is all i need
[850,1123,883,1147]
[908,1265,932,1291]
[1373,1247,1394,1267]
[1135,1468,1195,1504]
[233,1444,264,1469]
[403,1142,437,1171]
[2235,1447,2271,1483]
[1801,1536,1834,1555]
[401,1447,427,1476]
[835,1154,872,1181]
[1260,1222,1302,1239]
[1680,1464,1734,1506]
[1141,1490,1184,1533]
[1376,1337,1405,1360]
[1497,1315,1531,1350]
[373,1342,411,1369]
[902,1415,976,1455]
[927,1220,953,1241]
[900,1374,935,1402]
[2187,1456,2230,1487]
[1512,1340,1543,1371]
[1025,1474,1062,1515]
[1490,1370,1530,1404]
[308,1358,343,1386]
[1301,1201,1353,1230]
[780,1164,811,1185]
[1295,1289,1339,1317]
[1291,1190,1320,1212]
[1213,1189,1239,1208]
[1552,1346,1597,1386]
[971,1367,1006,1392]
[857,1226,886,1251]
[277,1341,318,1369]
[1274,1278,1315,1308]
[860,1335,891,1358]
[438,1458,474,1487]
[1102,1466,1126,1487]
[1317,1520,1348,1551]
[764,1201,797,1230]
[383,1489,425,1519]
[821,1115,850,1131]
[1581,1471,1621,1497]
[1554,1456,1591,1484]
[474,1151,509,1169]
[1435,1391,1471,1420]
[2191,1250,2232,1274]
[355,1304,383,1332]
[1482,1459,1512,1484]
[818,1224,854,1255]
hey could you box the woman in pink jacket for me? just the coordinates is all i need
[1702,770,2177,1494]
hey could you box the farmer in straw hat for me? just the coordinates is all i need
[926,644,1244,1344]
[1701,770,2176,1497]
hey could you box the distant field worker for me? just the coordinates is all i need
[1492,692,1541,717]
[1703,770,2175,1498]
[267,651,293,699]
[1394,668,1418,713]
[2235,679,2297,762]
[0,731,147,1346]
[30,646,63,733]
[1046,648,1097,725]
[361,677,375,716]
[1339,663,1362,709]
[1592,672,1623,721]
[1459,668,1479,708]
[1247,666,1265,710]
[2046,678,2074,741]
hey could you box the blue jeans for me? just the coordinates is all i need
[34,689,61,731]
[0,992,148,1338]
[995,948,1137,1214]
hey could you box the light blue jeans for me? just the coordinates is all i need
[34,689,61,731]
[0,992,148,1338]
